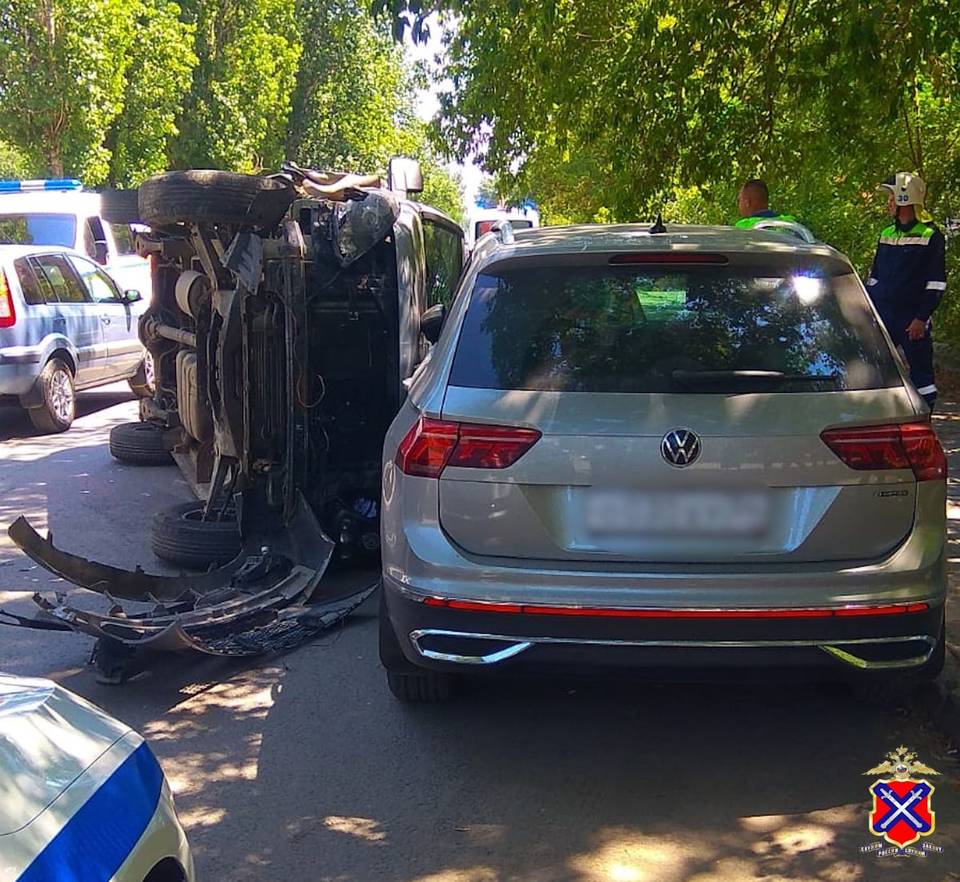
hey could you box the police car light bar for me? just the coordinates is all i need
[0,179,83,193]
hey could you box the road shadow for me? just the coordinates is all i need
[0,385,136,442]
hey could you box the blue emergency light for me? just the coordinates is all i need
[0,179,83,193]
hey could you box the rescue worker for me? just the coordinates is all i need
[735,179,798,228]
[866,172,946,409]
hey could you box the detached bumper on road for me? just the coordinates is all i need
[383,579,944,678]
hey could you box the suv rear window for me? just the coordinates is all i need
[449,264,900,393]
[0,214,76,247]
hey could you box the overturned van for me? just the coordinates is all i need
[8,158,465,679]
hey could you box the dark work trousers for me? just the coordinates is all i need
[888,319,937,408]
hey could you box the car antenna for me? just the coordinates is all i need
[649,212,667,234]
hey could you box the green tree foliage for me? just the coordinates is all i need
[106,1,197,186]
[0,140,36,178]
[173,0,302,172]
[286,1,462,221]
[0,0,136,181]
[379,0,960,339]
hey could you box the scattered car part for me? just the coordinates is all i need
[109,420,172,465]
[150,501,242,569]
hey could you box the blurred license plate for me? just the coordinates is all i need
[585,491,769,536]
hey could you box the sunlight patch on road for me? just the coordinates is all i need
[408,869,498,882]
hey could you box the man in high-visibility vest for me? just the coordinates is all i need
[865,172,947,409]
[734,179,797,229]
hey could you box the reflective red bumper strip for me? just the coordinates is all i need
[422,598,930,619]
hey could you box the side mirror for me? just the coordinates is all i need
[122,289,142,304]
[421,303,446,344]
[387,157,424,197]
[94,241,109,265]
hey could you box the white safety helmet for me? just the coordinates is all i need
[879,172,926,207]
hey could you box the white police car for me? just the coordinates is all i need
[0,674,193,882]
[0,179,150,297]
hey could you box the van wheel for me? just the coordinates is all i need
[100,189,142,225]
[150,501,242,569]
[128,352,155,398]
[26,358,75,433]
[109,420,171,465]
[138,170,294,230]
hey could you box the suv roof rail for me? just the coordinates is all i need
[751,219,817,244]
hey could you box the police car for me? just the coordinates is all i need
[0,674,193,882]
[0,179,150,297]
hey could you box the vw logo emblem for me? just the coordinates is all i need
[661,428,701,468]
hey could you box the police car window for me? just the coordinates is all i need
[35,254,90,304]
[14,259,48,305]
[450,265,900,393]
[0,214,76,247]
[68,255,118,302]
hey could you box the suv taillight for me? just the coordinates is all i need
[396,417,541,478]
[0,270,15,329]
[821,422,946,481]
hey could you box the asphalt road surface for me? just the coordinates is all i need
[1,387,958,882]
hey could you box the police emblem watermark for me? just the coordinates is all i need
[860,746,944,858]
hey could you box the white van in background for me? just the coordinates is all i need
[0,179,151,300]
[465,205,540,249]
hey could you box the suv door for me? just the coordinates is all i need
[31,253,108,386]
[67,254,143,380]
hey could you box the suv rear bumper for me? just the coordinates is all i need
[382,578,944,677]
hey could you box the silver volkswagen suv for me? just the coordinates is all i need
[379,222,947,702]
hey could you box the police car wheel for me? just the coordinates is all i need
[26,358,75,433]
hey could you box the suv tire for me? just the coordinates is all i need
[379,589,458,702]
[853,617,946,706]
[26,358,75,433]
[100,189,142,225]
[151,501,242,569]
[138,170,294,229]
[109,420,171,465]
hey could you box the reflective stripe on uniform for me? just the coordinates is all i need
[879,236,933,246]
[866,277,878,286]
[926,280,947,290]
[916,384,938,395]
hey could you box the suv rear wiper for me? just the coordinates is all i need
[672,369,839,388]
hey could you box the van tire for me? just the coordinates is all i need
[150,501,242,569]
[138,171,294,230]
[26,358,75,433]
[109,420,172,465]
[100,189,142,225]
